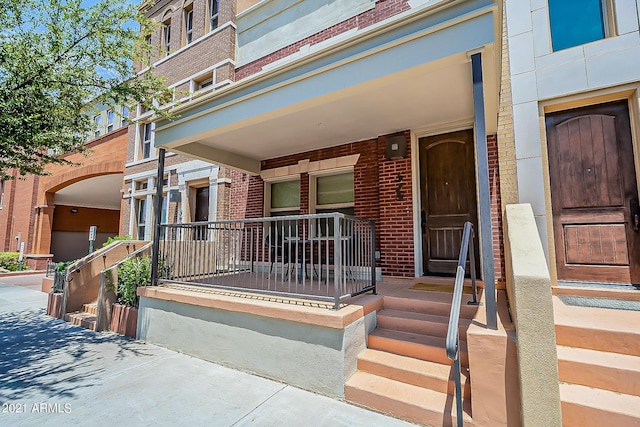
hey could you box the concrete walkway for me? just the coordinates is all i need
[0,277,415,427]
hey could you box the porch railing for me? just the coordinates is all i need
[155,213,376,309]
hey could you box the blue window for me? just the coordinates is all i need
[549,0,607,51]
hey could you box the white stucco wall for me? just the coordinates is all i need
[505,0,640,264]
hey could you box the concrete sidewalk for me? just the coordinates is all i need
[0,280,415,427]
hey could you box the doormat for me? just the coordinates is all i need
[409,283,473,294]
[557,280,640,291]
[557,295,640,312]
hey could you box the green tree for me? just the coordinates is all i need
[0,0,170,179]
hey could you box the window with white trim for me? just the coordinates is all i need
[163,18,171,56]
[184,5,193,45]
[209,0,219,31]
[93,114,102,138]
[136,198,147,239]
[548,0,614,51]
[311,171,355,236]
[106,110,114,132]
[139,122,154,160]
[0,181,4,209]
[122,106,129,126]
[266,179,300,237]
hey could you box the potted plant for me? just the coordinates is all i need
[109,256,152,338]
[46,260,75,318]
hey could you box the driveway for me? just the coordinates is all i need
[0,279,415,427]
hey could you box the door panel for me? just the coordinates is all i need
[546,101,640,284]
[420,130,480,275]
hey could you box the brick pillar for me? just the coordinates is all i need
[33,205,55,255]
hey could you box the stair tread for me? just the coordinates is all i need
[370,328,467,350]
[557,345,640,370]
[378,309,473,325]
[66,311,97,319]
[359,348,468,379]
[560,383,640,416]
[346,371,472,421]
[553,296,640,334]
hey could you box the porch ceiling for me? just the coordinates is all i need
[155,6,499,174]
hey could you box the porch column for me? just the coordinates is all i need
[471,51,497,330]
[151,148,166,286]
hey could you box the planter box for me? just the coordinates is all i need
[110,304,138,338]
[46,293,64,319]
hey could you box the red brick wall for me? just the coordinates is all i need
[487,134,505,285]
[230,132,506,281]
[0,171,39,253]
[236,0,410,80]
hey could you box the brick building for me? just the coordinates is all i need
[0,106,130,267]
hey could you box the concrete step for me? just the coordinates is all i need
[553,285,640,301]
[382,295,478,319]
[82,302,98,316]
[553,296,640,357]
[346,371,473,427]
[357,348,470,398]
[377,309,471,340]
[368,328,468,367]
[560,383,640,427]
[557,346,640,397]
[64,311,97,331]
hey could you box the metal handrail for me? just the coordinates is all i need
[445,221,478,427]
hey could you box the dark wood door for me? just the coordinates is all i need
[419,130,480,275]
[546,101,640,284]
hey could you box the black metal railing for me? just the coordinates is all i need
[155,213,376,310]
[445,221,478,427]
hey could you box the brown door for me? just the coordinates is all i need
[546,101,640,284]
[419,130,480,276]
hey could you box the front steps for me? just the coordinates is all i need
[346,293,478,426]
[64,302,98,331]
[553,295,640,426]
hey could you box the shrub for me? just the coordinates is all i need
[116,256,152,307]
[55,259,78,272]
[0,252,22,271]
[102,235,133,248]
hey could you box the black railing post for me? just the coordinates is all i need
[151,148,166,287]
[371,220,376,295]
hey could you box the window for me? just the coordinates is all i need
[312,172,355,236]
[122,106,129,126]
[163,19,171,56]
[145,35,152,64]
[106,110,114,132]
[93,114,102,138]
[198,78,213,90]
[0,181,4,209]
[267,180,300,237]
[140,122,153,159]
[209,0,219,31]
[136,198,147,239]
[184,6,193,45]
[548,0,611,51]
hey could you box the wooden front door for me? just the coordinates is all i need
[546,101,640,284]
[419,130,480,275]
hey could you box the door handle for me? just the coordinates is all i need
[631,198,640,232]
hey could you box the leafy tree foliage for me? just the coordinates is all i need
[0,0,169,179]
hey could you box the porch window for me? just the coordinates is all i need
[312,172,355,236]
[548,0,612,51]
[267,180,300,237]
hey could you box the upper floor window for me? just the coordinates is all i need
[106,110,114,132]
[145,35,152,64]
[122,106,129,126]
[93,114,102,138]
[184,6,193,45]
[209,0,219,31]
[140,122,153,159]
[548,0,612,51]
[163,19,171,56]
[0,181,4,209]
